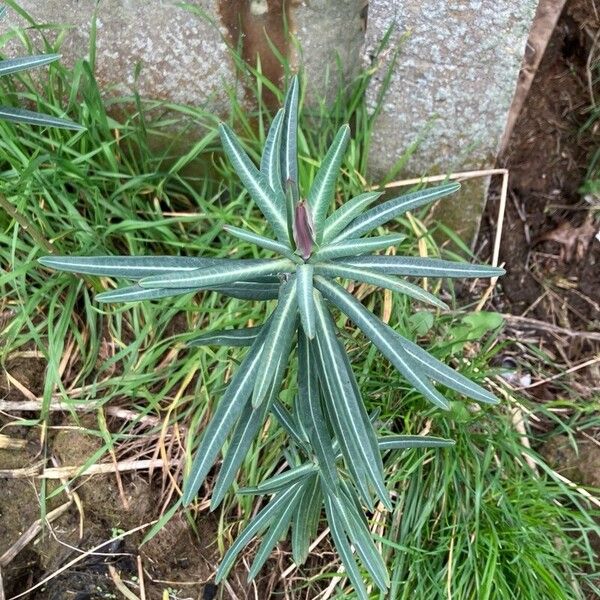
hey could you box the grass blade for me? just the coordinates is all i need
[315,277,451,410]
[138,258,293,289]
[308,124,350,238]
[334,182,460,241]
[337,256,505,278]
[312,234,406,261]
[297,264,316,339]
[252,277,298,407]
[321,191,383,244]
[315,262,448,309]
[219,122,288,242]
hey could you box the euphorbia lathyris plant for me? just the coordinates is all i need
[40,76,503,596]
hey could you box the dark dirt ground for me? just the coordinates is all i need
[1,1,600,599]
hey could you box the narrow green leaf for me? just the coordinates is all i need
[271,401,311,452]
[211,352,287,509]
[0,54,60,77]
[336,255,506,278]
[328,490,390,590]
[138,258,293,289]
[322,191,383,244]
[38,255,223,279]
[378,435,455,450]
[247,485,304,580]
[260,108,285,197]
[313,296,390,509]
[292,475,321,565]
[395,335,499,404]
[252,277,298,407]
[280,75,299,200]
[96,285,200,303]
[314,262,448,309]
[209,281,280,301]
[188,325,263,347]
[323,494,369,600]
[0,106,85,130]
[219,122,288,242]
[223,225,297,260]
[215,483,304,583]
[334,182,460,241]
[315,277,451,410]
[308,124,350,238]
[297,333,339,490]
[312,234,406,262]
[296,264,316,339]
[239,463,317,495]
[182,325,272,505]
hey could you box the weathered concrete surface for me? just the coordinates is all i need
[4,1,236,114]
[364,1,538,177]
[292,0,367,103]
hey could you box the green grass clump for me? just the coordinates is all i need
[0,16,598,600]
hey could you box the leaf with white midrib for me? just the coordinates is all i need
[280,76,299,195]
[188,325,263,347]
[138,258,293,289]
[336,255,506,278]
[219,122,288,242]
[215,482,304,583]
[239,463,317,495]
[260,108,285,197]
[182,323,273,505]
[252,277,298,407]
[378,435,455,450]
[291,475,321,566]
[322,191,383,244]
[297,265,316,339]
[0,54,60,77]
[223,225,295,259]
[308,124,350,238]
[0,106,84,130]
[315,277,451,410]
[314,262,448,309]
[334,181,461,241]
[311,234,406,262]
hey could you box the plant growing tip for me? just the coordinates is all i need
[293,201,315,259]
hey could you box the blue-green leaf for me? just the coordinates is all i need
[337,255,505,278]
[252,277,298,407]
[378,435,455,450]
[0,106,84,130]
[239,463,317,495]
[96,285,201,303]
[322,191,383,244]
[182,324,273,505]
[315,277,451,410]
[297,333,339,490]
[223,225,298,260]
[312,234,406,262]
[0,54,60,77]
[219,123,289,242]
[139,258,293,289]
[296,264,316,339]
[215,482,304,583]
[292,475,321,565]
[280,75,300,199]
[308,124,350,238]
[188,325,263,347]
[314,262,448,309]
[334,182,460,241]
[313,295,390,509]
[260,108,285,197]
[271,401,311,452]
